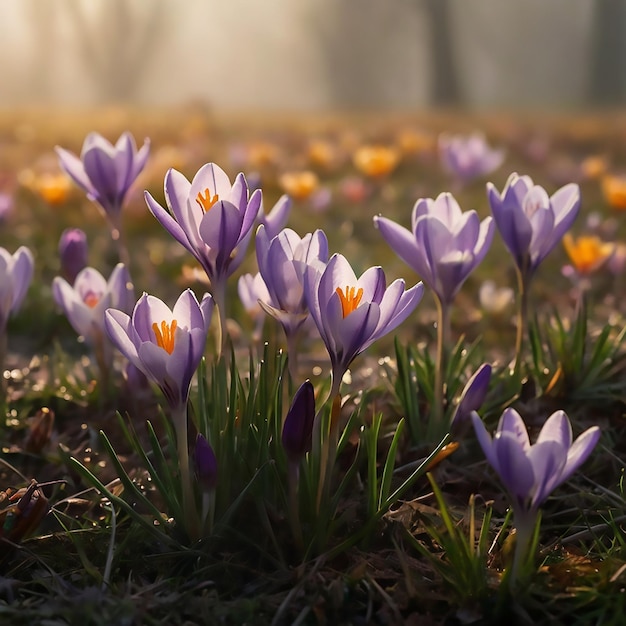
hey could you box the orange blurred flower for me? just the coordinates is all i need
[248,142,280,169]
[31,173,72,205]
[307,140,337,169]
[580,155,608,181]
[396,129,435,156]
[279,170,319,201]
[562,233,614,275]
[353,145,399,179]
[601,174,626,210]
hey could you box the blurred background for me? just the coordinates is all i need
[1,0,623,111]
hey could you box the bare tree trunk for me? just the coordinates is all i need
[65,0,167,103]
[589,0,626,105]
[424,0,461,106]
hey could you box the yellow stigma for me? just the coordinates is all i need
[196,189,219,212]
[83,292,100,308]
[336,286,363,318]
[152,319,178,354]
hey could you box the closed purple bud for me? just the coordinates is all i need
[282,380,316,462]
[450,363,492,437]
[194,433,218,491]
[59,228,88,283]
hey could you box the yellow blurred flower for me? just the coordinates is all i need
[580,155,608,180]
[353,145,399,178]
[396,129,435,156]
[307,140,337,169]
[32,173,72,205]
[279,170,319,201]
[601,174,626,210]
[248,142,280,169]
[563,233,614,275]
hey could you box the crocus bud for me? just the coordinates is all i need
[58,228,88,283]
[282,380,316,463]
[194,433,218,491]
[450,364,492,438]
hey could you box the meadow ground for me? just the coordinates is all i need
[1,105,626,625]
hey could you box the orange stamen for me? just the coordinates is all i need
[196,189,219,212]
[152,319,178,354]
[336,286,364,318]
[84,293,100,308]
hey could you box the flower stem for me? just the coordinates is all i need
[433,295,450,430]
[109,215,131,271]
[509,510,539,589]
[286,330,300,382]
[172,403,199,542]
[211,280,228,361]
[287,461,304,554]
[315,373,342,514]
[513,268,529,381]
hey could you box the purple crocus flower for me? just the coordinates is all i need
[487,173,581,279]
[104,289,213,411]
[55,132,150,220]
[439,132,505,184]
[237,272,271,342]
[305,253,424,393]
[194,433,218,491]
[144,163,262,293]
[472,408,600,515]
[237,272,271,321]
[0,246,34,330]
[374,192,494,306]
[258,194,292,239]
[282,380,316,464]
[145,163,261,355]
[450,363,492,437]
[58,228,88,284]
[256,225,329,339]
[472,408,600,578]
[53,263,132,346]
[0,192,14,222]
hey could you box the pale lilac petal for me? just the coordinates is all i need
[374,216,423,277]
[134,294,173,342]
[198,200,244,272]
[11,247,34,312]
[172,288,203,329]
[492,431,535,501]
[497,408,531,451]
[145,190,194,254]
[105,308,142,367]
[190,162,232,201]
[527,440,567,507]
[536,410,573,449]
[558,426,601,486]
[357,266,386,303]
[471,412,497,470]
[55,147,95,195]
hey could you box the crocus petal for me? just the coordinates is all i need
[373,216,423,277]
[133,294,173,342]
[11,247,34,312]
[497,408,531,452]
[492,431,535,501]
[104,308,141,366]
[536,410,573,449]
[55,147,95,195]
[558,426,601,487]
[471,412,497,470]
[527,439,567,508]
[198,200,243,270]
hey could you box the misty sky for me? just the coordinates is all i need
[0,0,598,110]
